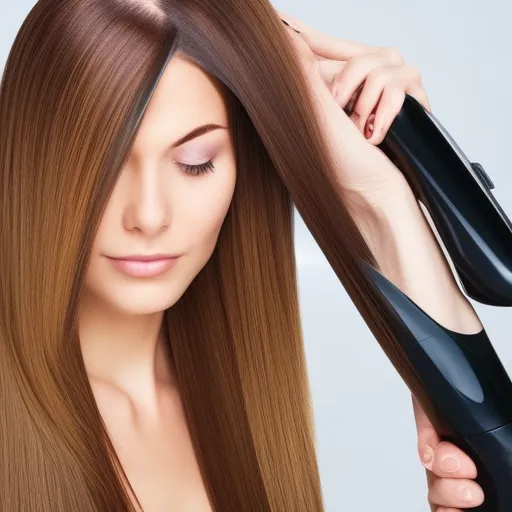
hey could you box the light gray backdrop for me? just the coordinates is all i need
[2,1,511,510]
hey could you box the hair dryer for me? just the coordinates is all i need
[360,95,512,511]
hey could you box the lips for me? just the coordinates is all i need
[110,254,178,262]
[106,255,180,277]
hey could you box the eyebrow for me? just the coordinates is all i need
[171,123,227,148]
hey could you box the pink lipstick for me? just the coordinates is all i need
[106,254,180,277]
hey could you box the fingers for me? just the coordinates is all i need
[413,395,478,479]
[365,86,405,145]
[276,10,380,60]
[331,53,386,108]
[424,441,479,480]
[348,66,398,133]
[278,11,432,146]
[333,58,426,143]
[413,396,485,511]
[428,475,485,509]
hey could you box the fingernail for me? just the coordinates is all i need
[440,455,460,473]
[365,122,374,139]
[460,487,473,502]
[364,114,376,139]
[421,446,434,467]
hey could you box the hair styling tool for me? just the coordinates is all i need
[376,94,512,307]
[363,261,512,511]
[357,84,512,510]
[359,86,512,510]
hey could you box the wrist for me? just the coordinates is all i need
[344,175,416,240]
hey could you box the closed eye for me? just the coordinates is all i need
[177,160,215,176]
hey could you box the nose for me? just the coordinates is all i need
[123,166,170,236]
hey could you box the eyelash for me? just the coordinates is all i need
[177,160,216,176]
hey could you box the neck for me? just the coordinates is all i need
[78,291,176,411]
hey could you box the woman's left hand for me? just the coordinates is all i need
[277,10,431,205]
[278,11,431,145]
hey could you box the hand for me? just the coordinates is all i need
[278,11,431,144]
[413,394,485,511]
[277,10,429,203]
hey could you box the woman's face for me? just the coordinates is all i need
[84,54,236,315]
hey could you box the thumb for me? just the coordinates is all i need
[412,394,440,471]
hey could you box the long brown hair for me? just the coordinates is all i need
[0,0,431,510]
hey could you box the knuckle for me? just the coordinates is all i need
[431,443,449,462]
[404,63,422,82]
[381,46,404,64]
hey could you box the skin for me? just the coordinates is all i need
[78,53,234,510]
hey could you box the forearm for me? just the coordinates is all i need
[350,178,483,334]
[307,69,480,333]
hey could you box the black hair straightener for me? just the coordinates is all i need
[366,96,512,512]
[281,18,512,509]
[378,95,512,307]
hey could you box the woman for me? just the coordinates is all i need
[0,0,484,510]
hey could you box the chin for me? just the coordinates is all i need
[121,291,183,315]
[92,282,184,316]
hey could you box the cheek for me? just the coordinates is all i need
[184,173,235,255]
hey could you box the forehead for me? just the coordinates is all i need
[132,53,228,150]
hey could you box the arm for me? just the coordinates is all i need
[350,177,483,335]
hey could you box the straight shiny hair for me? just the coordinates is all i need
[0,0,429,510]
